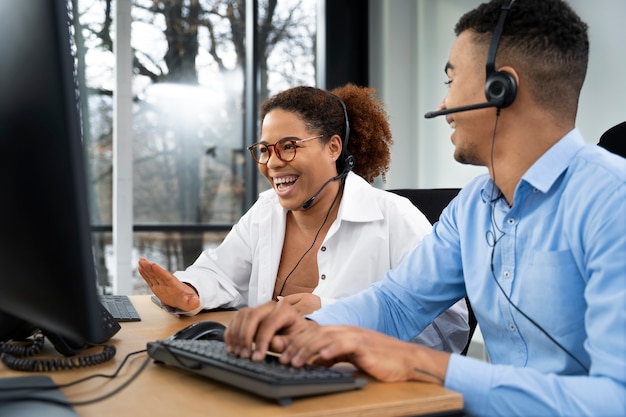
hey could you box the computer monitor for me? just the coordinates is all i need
[0,0,118,353]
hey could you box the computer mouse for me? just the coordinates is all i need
[168,320,226,342]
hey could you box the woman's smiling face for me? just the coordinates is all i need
[258,109,341,211]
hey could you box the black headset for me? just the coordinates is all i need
[299,94,354,210]
[332,94,355,178]
[485,0,518,108]
[423,0,518,119]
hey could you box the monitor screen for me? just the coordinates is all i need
[0,0,116,350]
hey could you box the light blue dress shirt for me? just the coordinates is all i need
[308,129,626,416]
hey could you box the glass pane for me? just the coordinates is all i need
[94,231,229,295]
[131,1,245,227]
[261,0,318,98]
[71,0,115,228]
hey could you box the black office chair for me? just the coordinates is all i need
[389,188,477,356]
[598,121,626,158]
[388,188,461,224]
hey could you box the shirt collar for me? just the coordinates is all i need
[521,128,584,193]
[480,128,585,203]
[337,171,385,222]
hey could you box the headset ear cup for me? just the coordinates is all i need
[485,70,517,108]
[345,155,355,170]
[336,154,355,179]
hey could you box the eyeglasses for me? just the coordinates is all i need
[247,135,323,165]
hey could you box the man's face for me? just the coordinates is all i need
[441,31,498,167]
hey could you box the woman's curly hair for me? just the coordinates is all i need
[260,84,393,183]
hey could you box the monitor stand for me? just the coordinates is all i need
[0,375,79,417]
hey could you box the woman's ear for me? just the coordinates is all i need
[327,134,343,162]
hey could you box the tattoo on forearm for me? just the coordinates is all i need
[412,367,444,384]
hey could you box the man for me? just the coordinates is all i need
[225,0,626,415]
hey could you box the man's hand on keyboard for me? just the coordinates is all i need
[225,300,316,361]
[138,257,200,313]
[277,324,451,385]
[225,300,451,386]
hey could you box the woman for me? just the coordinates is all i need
[139,84,469,352]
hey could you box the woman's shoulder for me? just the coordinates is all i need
[236,188,282,222]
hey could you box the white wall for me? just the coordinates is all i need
[370,0,626,189]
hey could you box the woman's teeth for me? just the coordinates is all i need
[274,176,297,190]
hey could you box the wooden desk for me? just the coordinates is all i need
[0,295,463,416]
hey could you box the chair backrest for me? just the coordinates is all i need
[388,187,477,356]
[388,188,460,224]
[598,121,626,158]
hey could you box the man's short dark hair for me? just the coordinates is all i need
[455,0,589,119]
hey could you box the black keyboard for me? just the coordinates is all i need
[147,339,367,405]
[99,295,141,322]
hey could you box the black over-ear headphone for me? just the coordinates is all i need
[424,0,518,118]
[485,0,517,108]
[333,94,355,177]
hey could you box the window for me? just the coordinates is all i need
[71,0,319,294]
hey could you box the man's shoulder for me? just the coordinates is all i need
[575,145,626,183]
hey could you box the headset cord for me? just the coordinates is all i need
[0,349,151,407]
[488,248,589,373]
[276,179,344,299]
[486,112,589,373]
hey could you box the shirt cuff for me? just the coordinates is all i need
[158,301,203,317]
[318,296,338,309]
[445,354,493,414]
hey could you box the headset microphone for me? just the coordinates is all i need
[424,101,501,119]
[301,176,338,210]
[424,0,517,120]
[301,155,355,210]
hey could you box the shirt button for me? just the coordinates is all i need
[507,218,515,225]
[504,271,511,279]
[509,324,516,331]
[320,274,326,280]
[320,246,326,252]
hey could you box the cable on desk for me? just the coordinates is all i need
[0,348,150,408]
[0,329,117,372]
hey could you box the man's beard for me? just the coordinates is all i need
[453,142,482,166]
